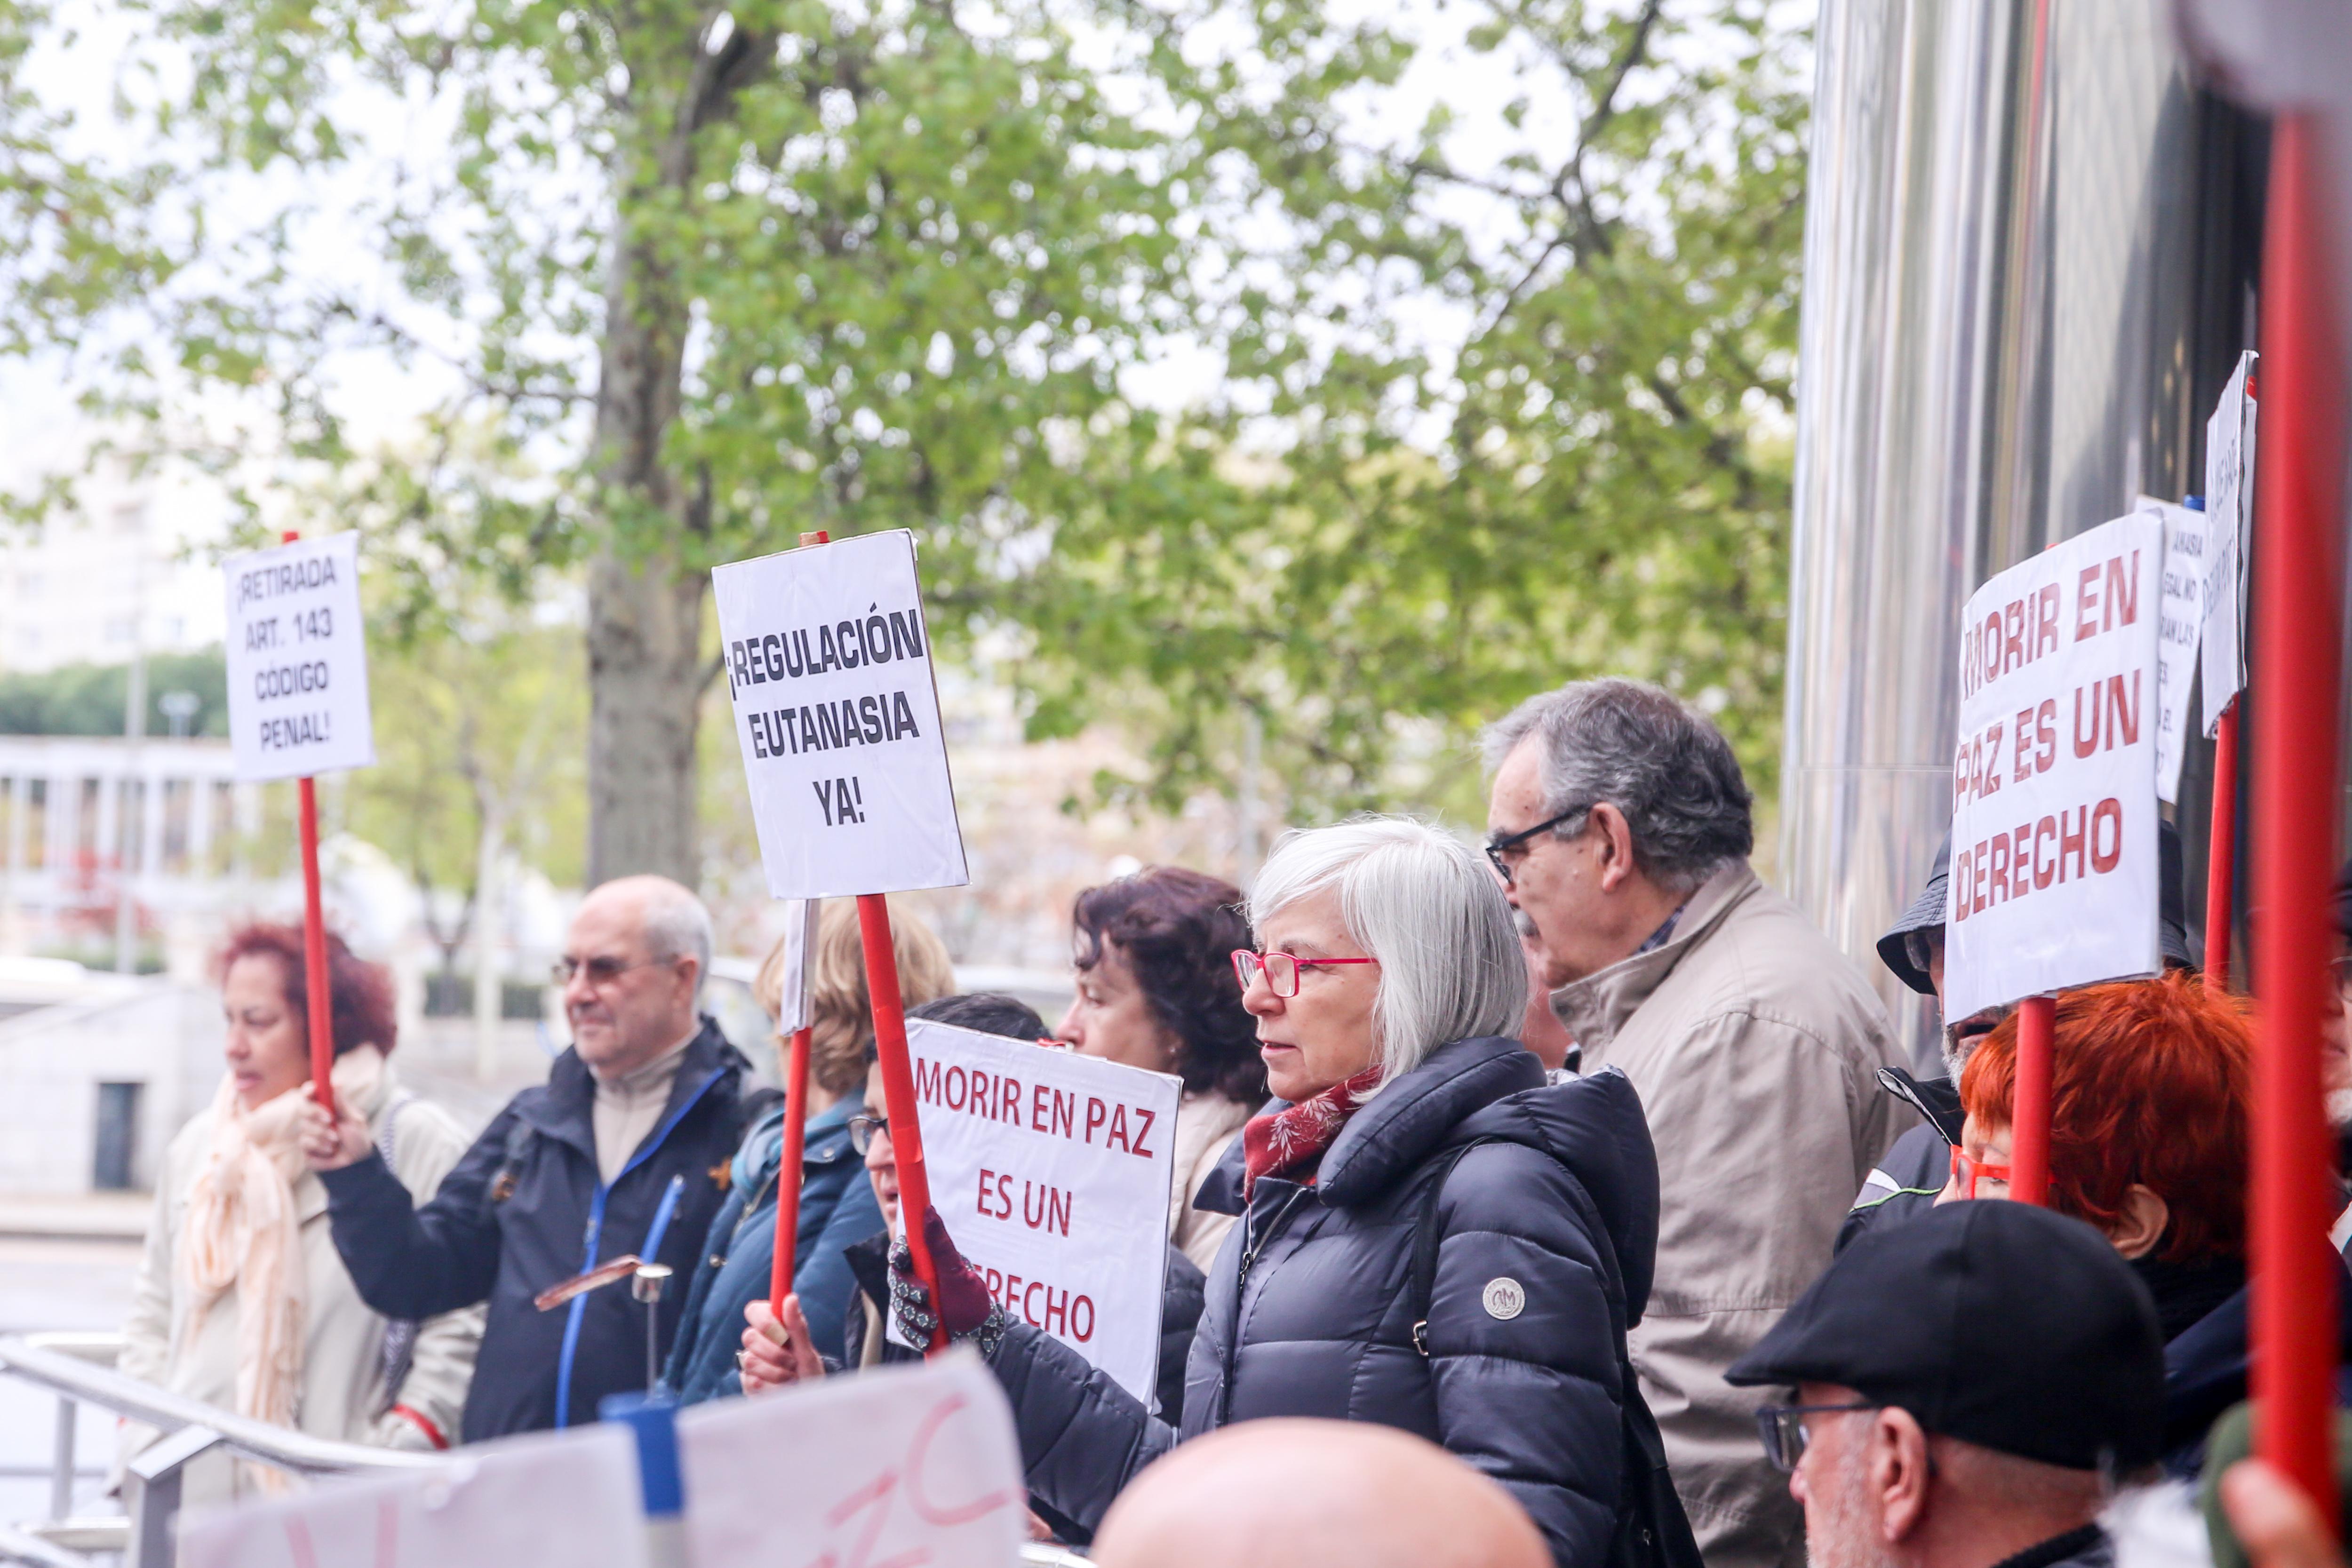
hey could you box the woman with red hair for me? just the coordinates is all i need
[1939,971,2352,1471]
[118,922,481,1500]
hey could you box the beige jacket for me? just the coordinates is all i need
[1168,1090,1252,1272]
[1555,863,1903,1568]
[119,1067,484,1504]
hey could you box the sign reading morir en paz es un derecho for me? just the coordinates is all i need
[222,532,376,782]
[712,530,969,899]
[1945,511,2163,1022]
[887,1019,1181,1403]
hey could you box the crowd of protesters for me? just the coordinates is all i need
[114,672,2352,1568]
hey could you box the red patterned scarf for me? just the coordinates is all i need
[1242,1064,1385,1198]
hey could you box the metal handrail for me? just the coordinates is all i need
[0,1334,446,1478]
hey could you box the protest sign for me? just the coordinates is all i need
[1945,511,2164,1021]
[713,531,968,899]
[882,1018,1180,1401]
[2149,497,2206,803]
[223,531,376,783]
[678,1351,1023,1568]
[177,1425,647,1568]
[2201,351,2257,735]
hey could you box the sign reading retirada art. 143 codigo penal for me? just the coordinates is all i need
[221,532,377,783]
[712,530,969,899]
[1944,512,2163,1022]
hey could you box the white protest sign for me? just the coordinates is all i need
[712,531,968,898]
[222,532,376,782]
[677,1350,1023,1568]
[887,1018,1179,1401]
[1945,511,2164,1021]
[771,899,823,1034]
[2148,496,2206,804]
[2201,351,2257,735]
[178,1425,647,1568]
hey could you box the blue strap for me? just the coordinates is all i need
[551,1069,727,1428]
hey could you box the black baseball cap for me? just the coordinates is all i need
[1877,823,2195,996]
[1726,1202,2164,1471]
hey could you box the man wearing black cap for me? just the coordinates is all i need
[1729,1202,2165,1568]
[1842,826,2197,1252]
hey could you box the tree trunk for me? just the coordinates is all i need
[585,215,705,890]
[472,808,504,1081]
[586,548,705,887]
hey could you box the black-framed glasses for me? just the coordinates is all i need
[1755,1402,1880,1472]
[1484,807,1588,883]
[847,1115,891,1155]
[550,954,669,988]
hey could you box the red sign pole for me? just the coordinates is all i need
[859,891,946,1351]
[2009,995,2055,1205]
[768,1024,813,1314]
[279,528,337,1117]
[2206,703,2240,987]
[2248,110,2343,1535]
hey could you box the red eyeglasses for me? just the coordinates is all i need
[1231,950,1379,998]
[1948,1145,2012,1200]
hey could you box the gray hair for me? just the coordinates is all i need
[1479,677,1753,893]
[1247,817,1527,1080]
[616,876,713,984]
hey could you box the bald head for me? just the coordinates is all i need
[563,876,711,1077]
[1092,1420,1547,1568]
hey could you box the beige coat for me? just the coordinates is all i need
[1554,862,1904,1568]
[120,1067,484,1504]
[1168,1090,1252,1272]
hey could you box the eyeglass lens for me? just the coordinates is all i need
[848,1116,888,1154]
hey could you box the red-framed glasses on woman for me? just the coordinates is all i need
[1948,1145,2012,1200]
[1231,949,1379,998]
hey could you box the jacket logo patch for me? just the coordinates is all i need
[1482,1277,1526,1321]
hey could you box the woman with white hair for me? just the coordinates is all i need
[750,818,1666,1567]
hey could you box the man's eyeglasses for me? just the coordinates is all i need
[1755,1401,1879,1472]
[550,955,669,989]
[1483,807,1588,883]
[1904,926,1945,979]
[1948,1145,2011,1200]
[847,1115,891,1155]
[1231,950,1380,999]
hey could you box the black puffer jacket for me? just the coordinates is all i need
[984,1035,1660,1568]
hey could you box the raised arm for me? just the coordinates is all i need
[315,1107,511,1321]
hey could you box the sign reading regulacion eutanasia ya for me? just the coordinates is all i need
[712,530,970,899]
[222,532,377,783]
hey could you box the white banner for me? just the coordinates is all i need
[1945,512,2164,1021]
[222,532,376,782]
[890,1019,1179,1402]
[2201,351,2257,735]
[178,1426,647,1568]
[2149,497,2206,804]
[678,1351,1024,1568]
[712,531,969,899]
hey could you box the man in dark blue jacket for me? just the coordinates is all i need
[301,875,762,1439]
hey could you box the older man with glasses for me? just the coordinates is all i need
[299,874,765,1439]
[1726,1201,2164,1568]
[1482,677,1903,1568]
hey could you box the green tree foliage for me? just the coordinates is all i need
[0,649,229,736]
[1,0,1804,853]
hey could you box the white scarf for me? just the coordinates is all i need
[177,1045,386,1434]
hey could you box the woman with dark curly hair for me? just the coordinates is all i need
[119,922,481,1500]
[1056,867,1267,1268]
